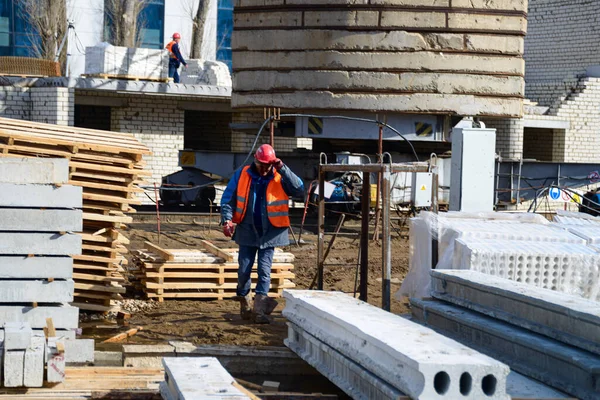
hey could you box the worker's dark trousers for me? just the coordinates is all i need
[168,62,180,83]
[237,246,274,296]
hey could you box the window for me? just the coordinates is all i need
[217,0,232,70]
[0,0,39,57]
[105,0,164,49]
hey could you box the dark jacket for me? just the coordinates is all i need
[168,42,187,68]
[221,163,304,248]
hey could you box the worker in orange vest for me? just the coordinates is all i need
[221,144,304,323]
[165,32,187,83]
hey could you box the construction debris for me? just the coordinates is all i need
[131,241,295,301]
[0,117,150,312]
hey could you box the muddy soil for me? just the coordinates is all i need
[84,216,411,348]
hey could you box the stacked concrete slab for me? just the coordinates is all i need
[231,0,527,116]
[85,43,169,80]
[180,60,232,86]
[160,357,251,400]
[0,158,93,387]
[412,269,600,400]
[283,290,510,400]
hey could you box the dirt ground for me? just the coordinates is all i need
[85,215,411,348]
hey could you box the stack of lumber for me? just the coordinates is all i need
[0,117,151,312]
[131,240,296,301]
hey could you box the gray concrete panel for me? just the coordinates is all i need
[0,305,78,329]
[23,336,44,387]
[411,298,600,400]
[0,209,82,232]
[0,184,82,208]
[0,158,68,184]
[0,280,74,303]
[64,339,94,363]
[4,349,24,387]
[233,92,523,117]
[0,233,81,256]
[0,256,73,279]
[4,322,32,350]
[431,269,600,355]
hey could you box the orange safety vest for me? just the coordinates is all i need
[232,166,290,228]
[165,41,177,59]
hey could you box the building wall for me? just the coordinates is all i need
[0,86,73,125]
[525,0,600,106]
[184,110,232,151]
[0,88,31,121]
[485,118,524,160]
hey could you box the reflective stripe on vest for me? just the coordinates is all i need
[232,166,290,228]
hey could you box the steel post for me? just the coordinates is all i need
[317,168,325,291]
[381,164,391,311]
[360,171,370,301]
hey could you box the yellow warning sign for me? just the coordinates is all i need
[180,151,196,166]
[420,185,427,191]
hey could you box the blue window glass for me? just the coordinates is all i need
[217,0,232,71]
[105,0,164,49]
[0,0,38,57]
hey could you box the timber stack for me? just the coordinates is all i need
[0,117,151,312]
[131,240,296,301]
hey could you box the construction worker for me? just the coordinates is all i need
[166,32,187,83]
[221,144,304,323]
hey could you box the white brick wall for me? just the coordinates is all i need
[30,87,74,126]
[485,118,524,160]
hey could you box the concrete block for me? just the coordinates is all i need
[0,158,69,184]
[233,92,523,118]
[0,256,73,279]
[233,51,525,75]
[0,280,74,303]
[453,0,527,10]
[23,336,44,387]
[286,323,406,399]
[380,11,446,28]
[234,12,302,28]
[283,290,510,399]
[93,351,123,366]
[162,357,250,399]
[448,13,526,32]
[4,349,24,387]
[304,11,379,27]
[0,183,82,208]
[4,322,32,350]
[0,209,82,232]
[46,337,66,383]
[431,270,600,355]
[0,233,81,256]
[411,299,600,400]
[32,329,75,341]
[122,344,175,368]
[64,339,94,363]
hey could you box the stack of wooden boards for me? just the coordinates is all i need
[132,240,296,301]
[0,117,151,312]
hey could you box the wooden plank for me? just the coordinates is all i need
[82,212,134,224]
[143,242,175,262]
[144,271,295,279]
[144,280,295,290]
[73,273,125,283]
[73,291,123,301]
[146,291,283,299]
[199,240,234,262]
[102,327,143,343]
[74,283,127,294]
[46,318,56,337]
[70,302,120,312]
[141,262,295,271]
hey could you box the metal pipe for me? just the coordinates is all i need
[381,164,391,311]
[317,168,326,291]
[360,171,370,301]
[320,164,428,173]
[516,157,523,205]
[323,213,346,262]
[373,123,384,241]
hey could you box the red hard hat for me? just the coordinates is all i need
[172,32,181,39]
[255,144,276,163]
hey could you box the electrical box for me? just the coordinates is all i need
[411,172,433,207]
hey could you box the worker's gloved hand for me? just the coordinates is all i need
[271,158,284,171]
[223,220,234,237]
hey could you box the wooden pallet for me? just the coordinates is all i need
[133,241,296,302]
[0,366,163,399]
[0,117,150,312]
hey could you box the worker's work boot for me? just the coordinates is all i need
[263,296,278,315]
[233,294,253,320]
[252,294,270,324]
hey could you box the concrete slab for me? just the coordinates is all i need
[32,329,75,341]
[411,298,600,400]
[64,339,94,363]
[0,158,69,184]
[0,233,81,256]
[93,351,123,367]
[0,256,73,279]
[162,357,250,399]
[286,322,406,400]
[123,344,176,368]
[507,371,570,399]
[4,322,32,350]
[0,280,74,303]
[23,336,44,387]
[4,349,24,387]
[283,290,510,399]
[0,183,81,208]
[0,209,82,232]
[0,305,77,329]
[431,269,600,355]
[46,337,66,383]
